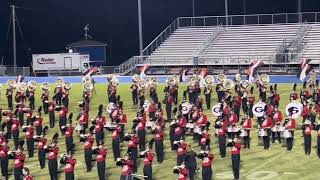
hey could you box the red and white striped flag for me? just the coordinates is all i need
[297,58,312,82]
[247,60,264,83]
[140,64,149,78]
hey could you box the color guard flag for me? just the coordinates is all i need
[140,64,149,79]
[297,58,312,82]
[16,75,24,83]
[180,69,190,82]
[247,60,264,83]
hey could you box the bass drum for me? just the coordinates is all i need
[252,101,266,117]
[282,130,292,138]
[285,102,303,119]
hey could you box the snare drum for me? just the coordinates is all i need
[75,123,83,131]
[193,126,201,134]
[146,121,155,128]
[258,129,267,137]
[186,123,194,129]
[239,129,248,137]
[283,130,292,138]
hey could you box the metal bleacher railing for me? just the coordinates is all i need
[115,12,320,75]
[0,66,30,76]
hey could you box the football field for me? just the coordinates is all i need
[1,83,319,180]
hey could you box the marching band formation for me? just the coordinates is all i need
[0,71,319,180]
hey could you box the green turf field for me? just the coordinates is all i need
[1,83,320,180]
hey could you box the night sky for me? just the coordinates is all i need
[0,0,319,66]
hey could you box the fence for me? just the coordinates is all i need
[0,66,30,76]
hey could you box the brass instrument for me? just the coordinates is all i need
[16,82,27,92]
[204,75,214,87]
[240,80,249,89]
[138,79,148,90]
[56,77,64,87]
[27,81,37,91]
[7,79,16,88]
[83,82,93,92]
[82,75,92,83]
[166,76,178,86]
[223,79,234,90]
[132,74,140,83]
[259,74,270,84]
[217,74,226,83]
[149,77,158,87]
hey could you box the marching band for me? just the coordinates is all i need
[0,71,317,180]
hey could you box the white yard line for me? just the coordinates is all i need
[242,152,286,177]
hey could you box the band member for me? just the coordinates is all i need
[248,87,255,118]
[175,139,187,166]
[41,88,49,114]
[137,116,146,151]
[117,155,134,180]
[34,108,43,136]
[119,109,127,142]
[197,148,214,180]
[63,116,74,153]
[284,116,296,151]
[154,125,164,163]
[233,93,242,119]
[28,87,35,110]
[126,131,139,173]
[58,104,68,135]
[140,141,154,180]
[6,86,13,110]
[215,117,227,158]
[260,115,273,150]
[0,139,9,179]
[271,84,280,106]
[26,109,33,126]
[173,161,189,180]
[241,114,252,149]
[48,140,59,180]
[200,129,211,151]
[109,83,117,103]
[165,92,174,121]
[37,133,47,169]
[148,100,157,122]
[48,101,56,128]
[185,145,197,180]
[62,87,70,107]
[130,81,138,105]
[227,137,242,180]
[95,109,106,145]
[11,146,26,180]
[23,125,36,158]
[94,141,107,180]
[82,129,94,172]
[204,85,212,110]
[290,83,298,102]
[11,116,20,148]
[17,101,26,126]
[138,88,146,108]
[302,120,312,156]
[23,167,33,180]
[111,126,121,161]
[271,107,283,143]
[63,152,77,180]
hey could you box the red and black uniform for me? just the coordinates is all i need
[11,118,20,148]
[201,153,214,180]
[301,105,310,121]
[154,128,164,163]
[95,116,105,145]
[230,142,241,180]
[62,90,69,107]
[84,135,94,172]
[177,166,189,180]
[248,94,255,118]
[200,132,211,150]
[65,126,74,153]
[15,91,25,103]
[28,89,35,110]
[48,145,59,180]
[137,119,146,151]
[241,117,252,149]
[112,127,121,161]
[38,137,47,168]
[17,103,26,126]
[128,135,139,173]
[233,95,242,118]
[41,91,49,114]
[64,157,76,180]
[271,110,283,143]
[285,118,296,151]
[26,110,33,126]
[119,113,127,141]
[120,159,133,180]
[216,119,227,158]
[96,148,107,180]
[165,94,174,121]
[303,123,313,156]
[59,107,68,134]
[130,82,138,105]
[0,142,9,178]
[79,110,89,132]
[176,142,187,166]
[25,126,35,157]
[261,117,273,149]
[272,92,280,106]
[143,151,154,180]
[48,102,56,128]
[148,103,157,121]
[13,152,25,180]
[34,116,43,136]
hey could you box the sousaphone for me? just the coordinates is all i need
[56,77,64,87]
[217,74,226,84]
[41,82,50,91]
[240,80,249,89]
[28,81,37,90]
[181,102,192,115]
[235,74,242,82]
[16,82,27,92]
[223,79,234,90]
[204,75,214,87]
[259,74,270,84]
[149,77,158,87]
[7,79,16,88]
[138,79,148,89]
[83,82,93,92]
[64,82,72,90]
[132,74,140,83]
[106,102,115,113]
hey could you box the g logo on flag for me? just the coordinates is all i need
[252,102,266,117]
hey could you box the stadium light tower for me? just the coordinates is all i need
[10,4,17,75]
[225,0,229,26]
[138,0,143,56]
[192,0,195,17]
[297,0,302,22]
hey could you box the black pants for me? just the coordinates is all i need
[12,131,19,148]
[218,135,226,158]
[155,140,164,163]
[286,138,293,151]
[304,134,311,155]
[112,138,120,161]
[97,161,106,180]
[248,104,254,118]
[39,149,46,168]
[188,166,196,180]
[49,111,55,128]
[232,154,240,180]
[29,98,35,110]
[139,96,145,108]
[0,157,8,178]
[132,92,138,105]
[27,139,34,158]
[14,167,22,180]
[84,149,92,171]
[138,130,146,151]
[173,93,178,105]
[7,97,13,110]
[43,102,49,114]
[263,135,270,149]
[66,137,73,153]
[18,112,24,126]
[272,131,281,143]
[49,159,58,180]
[202,166,212,180]
[120,175,131,180]
[59,116,67,135]
[166,104,172,121]
[177,154,185,166]
[242,130,250,149]
[317,136,320,158]
[96,131,104,145]
[205,94,211,109]
[65,172,74,180]
[143,165,152,180]
[120,124,125,141]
